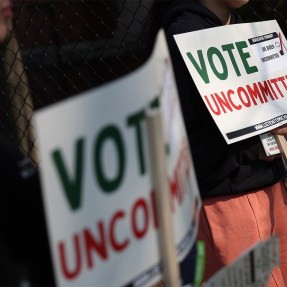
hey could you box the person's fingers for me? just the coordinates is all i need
[271,124,287,135]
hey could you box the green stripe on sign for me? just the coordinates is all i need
[193,240,205,287]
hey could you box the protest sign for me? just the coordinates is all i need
[205,235,280,287]
[259,133,280,156]
[174,20,287,144]
[34,30,201,287]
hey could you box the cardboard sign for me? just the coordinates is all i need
[259,133,280,156]
[205,235,280,287]
[34,30,201,287]
[174,20,287,144]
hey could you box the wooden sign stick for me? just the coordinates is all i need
[274,134,287,164]
[146,110,181,287]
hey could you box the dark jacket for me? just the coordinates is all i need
[162,0,286,198]
[0,133,55,286]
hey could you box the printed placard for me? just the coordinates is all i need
[174,20,287,144]
[205,236,280,287]
[259,133,280,156]
[34,30,201,287]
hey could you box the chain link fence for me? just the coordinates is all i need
[1,0,287,164]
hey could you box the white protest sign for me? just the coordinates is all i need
[174,20,287,144]
[205,235,280,287]
[34,30,201,287]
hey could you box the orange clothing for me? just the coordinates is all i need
[197,180,287,286]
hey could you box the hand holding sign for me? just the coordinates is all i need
[271,123,287,164]
[271,123,287,135]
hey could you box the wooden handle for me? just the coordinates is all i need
[147,110,180,287]
[274,134,287,164]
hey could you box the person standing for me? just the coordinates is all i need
[0,1,54,285]
[149,0,287,285]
